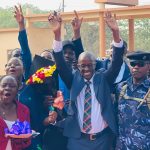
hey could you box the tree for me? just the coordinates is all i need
[0,5,149,54]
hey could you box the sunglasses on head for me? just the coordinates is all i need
[130,61,146,67]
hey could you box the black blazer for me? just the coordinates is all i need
[99,59,131,83]
[53,45,124,138]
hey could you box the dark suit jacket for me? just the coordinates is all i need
[59,37,84,108]
[121,61,131,83]
[53,45,124,138]
[97,58,131,83]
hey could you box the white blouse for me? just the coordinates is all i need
[4,120,16,150]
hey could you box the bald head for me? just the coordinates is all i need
[78,52,96,63]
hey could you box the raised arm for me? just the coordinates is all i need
[71,10,84,59]
[104,11,124,85]
[48,12,73,89]
[14,5,32,80]
[14,5,25,31]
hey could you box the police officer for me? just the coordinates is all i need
[116,51,150,150]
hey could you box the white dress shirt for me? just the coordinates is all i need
[4,120,15,150]
[115,62,125,83]
[53,39,123,53]
[53,39,123,134]
[77,77,108,134]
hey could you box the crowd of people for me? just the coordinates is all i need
[0,5,150,150]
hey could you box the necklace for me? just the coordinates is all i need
[0,104,14,119]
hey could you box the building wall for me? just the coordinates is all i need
[26,27,54,55]
[0,26,64,76]
[0,29,19,75]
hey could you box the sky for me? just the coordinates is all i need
[0,0,149,11]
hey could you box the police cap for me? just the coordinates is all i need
[127,51,150,61]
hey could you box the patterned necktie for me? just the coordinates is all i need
[83,81,92,133]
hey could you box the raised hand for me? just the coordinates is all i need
[48,11,62,41]
[71,10,83,39]
[104,11,119,31]
[14,5,25,30]
[104,11,120,43]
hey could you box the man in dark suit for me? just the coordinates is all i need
[99,40,131,83]
[49,11,124,150]
[58,10,84,111]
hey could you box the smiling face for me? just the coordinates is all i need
[78,52,96,80]
[0,76,18,104]
[5,57,24,79]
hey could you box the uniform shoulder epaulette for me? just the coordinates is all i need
[119,83,128,99]
[119,83,150,109]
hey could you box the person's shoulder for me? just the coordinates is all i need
[73,69,80,74]
[144,78,150,87]
[146,78,150,82]
[119,81,127,87]
[94,68,107,78]
[17,101,30,113]
[117,81,128,92]
[96,68,106,73]
[100,68,106,72]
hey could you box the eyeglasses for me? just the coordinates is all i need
[6,62,22,67]
[77,63,96,69]
[130,61,146,67]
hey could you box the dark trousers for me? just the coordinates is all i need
[42,125,68,150]
[25,135,43,150]
[67,128,114,150]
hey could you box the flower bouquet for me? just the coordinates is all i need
[25,55,58,98]
[26,65,56,85]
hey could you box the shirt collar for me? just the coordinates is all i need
[84,75,94,85]
[127,76,150,90]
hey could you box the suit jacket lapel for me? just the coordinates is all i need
[93,72,101,102]
[93,72,106,111]
[71,72,85,102]
[76,76,85,98]
[70,73,85,114]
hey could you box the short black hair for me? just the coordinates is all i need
[62,40,75,52]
